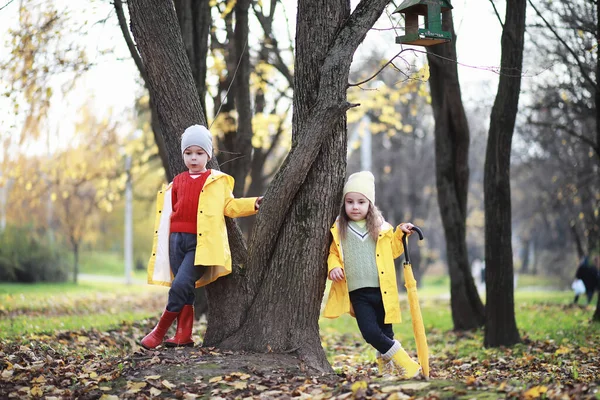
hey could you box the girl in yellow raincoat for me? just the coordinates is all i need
[323,171,420,378]
[141,125,262,350]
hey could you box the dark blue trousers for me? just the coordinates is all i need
[349,287,395,354]
[166,232,205,312]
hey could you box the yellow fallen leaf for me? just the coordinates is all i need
[209,376,223,383]
[162,380,175,389]
[555,346,571,355]
[230,381,248,390]
[351,380,368,394]
[126,381,147,394]
[99,395,119,400]
[31,385,43,397]
[183,393,199,399]
[145,375,161,380]
[150,387,162,397]
[387,393,410,400]
[77,335,89,343]
[523,386,548,399]
[32,376,46,383]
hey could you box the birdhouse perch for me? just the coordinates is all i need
[394,0,453,47]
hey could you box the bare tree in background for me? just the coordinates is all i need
[426,4,485,330]
[484,0,527,347]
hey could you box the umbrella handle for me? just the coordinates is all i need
[402,225,424,265]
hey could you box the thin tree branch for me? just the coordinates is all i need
[488,0,504,29]
[114,0,147,80]
[529,119,600,158]
[527,0,596,90]
[0,0,15,12]
[349,49,412,87]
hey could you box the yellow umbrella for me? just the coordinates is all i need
[402,226,430,378]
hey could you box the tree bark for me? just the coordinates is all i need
[230,0,254,197]
[427,8,485,330]
[204,0,393,372]
[114,0,170,179]
[483,0,527,347]
[174,0,211,120]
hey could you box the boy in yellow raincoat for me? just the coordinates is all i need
[142,125,262,349]
[323,171,420,378]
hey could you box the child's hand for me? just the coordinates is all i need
[398,222,415,235]
[255,196,263,210]
[329,267,345,282]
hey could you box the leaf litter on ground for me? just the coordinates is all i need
[0,295,599,399]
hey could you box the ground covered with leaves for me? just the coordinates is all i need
[1,299,599,399]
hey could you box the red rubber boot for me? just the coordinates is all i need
[140,309,179,349]
[164,304,195,347]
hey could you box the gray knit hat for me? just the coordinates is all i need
[181,125,213,158]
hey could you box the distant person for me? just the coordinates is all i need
[573,256,599,305]
[141,125,263,349]
[322,171,421,379]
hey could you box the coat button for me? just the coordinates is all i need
[381,271,384,274]
[158,210,161,213]
[377,254,379,256]
[200,210,203,213]
[384,291,387,294]
[198,233,202,236]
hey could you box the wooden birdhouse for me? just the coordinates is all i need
[394,0,453,47]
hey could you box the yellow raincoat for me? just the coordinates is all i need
[323,220,406,324]
[147,169,258,288]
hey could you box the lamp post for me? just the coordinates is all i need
[123,129,142,285]
[124,152,133,285]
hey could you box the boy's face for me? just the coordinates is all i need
[183,145,209,174]
[344,192,370,221]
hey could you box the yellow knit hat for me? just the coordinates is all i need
[343,171,375,204]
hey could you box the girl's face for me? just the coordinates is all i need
[344,192,370,221]
[183,145,209,174]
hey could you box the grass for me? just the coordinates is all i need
[0,280,167,337]
[76,250,147,279]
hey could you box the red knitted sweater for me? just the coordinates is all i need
[170,170,211,234]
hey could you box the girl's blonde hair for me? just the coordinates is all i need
[338,199,383,241]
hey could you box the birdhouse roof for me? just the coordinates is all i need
[393,0,453,15]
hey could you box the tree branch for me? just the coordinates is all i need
[527,0,596,90]
[529,119,600,159]
[488,0,504,29]
[114,0,147,81]
[349,49,410,87]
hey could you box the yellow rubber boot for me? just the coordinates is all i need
[384,341,421,379]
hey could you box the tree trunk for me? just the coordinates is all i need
[174,0,210,120]
[230,0,253,197]
[204,0,393,372]
[114,0,171,179]
[427,8,485,330]
[483,0,527,347]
